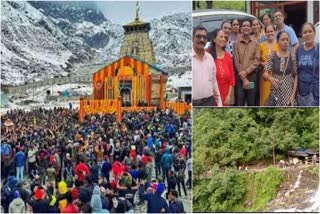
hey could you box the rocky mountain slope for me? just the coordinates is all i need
[1,1,191,86]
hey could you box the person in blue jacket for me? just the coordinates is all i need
[15,147,26,182]
[139,183,169,213]
[168,189,185,213]
[161,147,173,182]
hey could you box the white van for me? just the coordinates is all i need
[193,9,260,41]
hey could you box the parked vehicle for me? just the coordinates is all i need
[193,9,261,41]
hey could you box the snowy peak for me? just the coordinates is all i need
[1,1,73,85]
[28,1,107,25]
[150,12,192,71]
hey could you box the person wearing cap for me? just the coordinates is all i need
[117,173,139,207]
[56,181,68,211]
[9,190,25,213]
[27,185,52,213]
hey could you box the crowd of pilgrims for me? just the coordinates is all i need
[1,107,192,213]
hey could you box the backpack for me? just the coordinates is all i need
[1,184,14,207]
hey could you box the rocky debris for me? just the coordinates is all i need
[266,166,319,211]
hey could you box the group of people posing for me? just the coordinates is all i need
[192,9,319,106]
[1,107,191,213]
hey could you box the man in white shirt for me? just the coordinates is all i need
[28,144,38,177]
[192,26,222,106]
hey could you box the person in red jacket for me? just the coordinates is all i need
[129,145,137,163]
[74,159,90,182]
[112,156,124,180]
[141,153,153,167]
[61,191,79,213]
[179,145,187,158]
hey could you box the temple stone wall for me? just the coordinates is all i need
[120,31,156,63]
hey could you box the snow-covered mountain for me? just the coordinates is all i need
[151,12,192,73]
[1,1,191,86]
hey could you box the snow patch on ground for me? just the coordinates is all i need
[2,83,91,114]
[167,71,191,89]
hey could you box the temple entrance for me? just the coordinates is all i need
[120,88,131,106]
[120,79,132,107]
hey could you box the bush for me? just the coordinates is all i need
[252,166,284,211]
[193,166,246,212]
[275,154,285,162]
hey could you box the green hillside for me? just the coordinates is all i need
[193,108,319,212]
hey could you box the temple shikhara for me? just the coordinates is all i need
[79,3,190,122]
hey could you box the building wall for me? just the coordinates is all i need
[307,1,319,24]
[314,1,319,24]
[92,56,166,107]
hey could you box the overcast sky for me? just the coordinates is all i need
[95,1,191,24]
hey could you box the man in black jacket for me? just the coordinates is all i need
[168,189,185,213]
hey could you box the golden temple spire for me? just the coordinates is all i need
[135,1,140,21]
